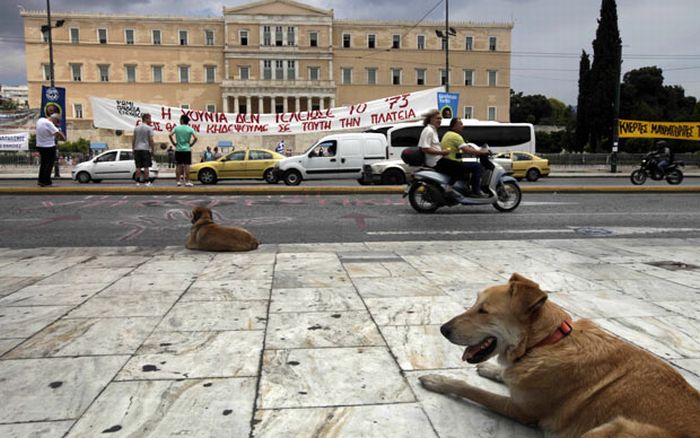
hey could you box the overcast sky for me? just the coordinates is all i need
[1,0,698,105]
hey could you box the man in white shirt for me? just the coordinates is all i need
[132,113,155,186]
[36,106,66,187]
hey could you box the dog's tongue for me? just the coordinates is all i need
[462,346,479,362]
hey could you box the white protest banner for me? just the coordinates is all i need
[89,87,444,136]
[0,132,29,151]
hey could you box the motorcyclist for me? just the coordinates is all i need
[441,118,490,197]
[652,140,672,175]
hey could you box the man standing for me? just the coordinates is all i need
[132,113,155,186]
[36,106,65,187]
[167,145,175,168]
[169,114,197,187]
[276,139,285,154]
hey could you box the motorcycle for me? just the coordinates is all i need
[630,154,684,185]
[404,151,522,213]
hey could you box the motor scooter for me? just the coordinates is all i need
[404,151,521,213]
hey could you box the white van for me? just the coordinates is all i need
[272,133,387,185]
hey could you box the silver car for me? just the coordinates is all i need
[72,149,159,183]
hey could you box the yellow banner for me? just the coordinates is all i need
[618,119,700,140]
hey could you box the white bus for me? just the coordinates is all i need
[366,119,536,159]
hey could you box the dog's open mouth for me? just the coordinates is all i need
[462,336,497,363]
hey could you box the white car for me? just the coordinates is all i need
[72,149,159,183]
[361,156,513,185]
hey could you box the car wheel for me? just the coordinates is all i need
[525,168,540,182]
[76,171,91,184]
[198,168,218,185]
[283,169,302,186]
[263,168,278,184]
[381,169,406,185]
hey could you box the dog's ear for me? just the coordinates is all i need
[509,273,547,319]
[191,207,202,224]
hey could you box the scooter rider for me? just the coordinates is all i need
[442,118,490,197]
[419,110,488,200]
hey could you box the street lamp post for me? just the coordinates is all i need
[41,0,64,88]
[611,43,622,173]
[435,0,456,92]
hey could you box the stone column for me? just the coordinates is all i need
[295,96,300,112]
[258,96,264,113]
[222,95,229,113]
[233,96,239,113]
[319,97,324,111]
[330,97,335,108]
[246,96,251,114]
[282,97,288,113]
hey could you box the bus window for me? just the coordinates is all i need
[389,126,423,147]
[462,126,532,147]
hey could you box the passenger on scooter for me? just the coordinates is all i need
[419,110,486,200]
[442,118,490,198]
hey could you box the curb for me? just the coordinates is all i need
[1,185,699,196]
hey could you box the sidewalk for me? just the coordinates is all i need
[0,238,698,437]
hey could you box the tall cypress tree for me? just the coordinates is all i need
[575,50,591,152]
[588,0,622,152]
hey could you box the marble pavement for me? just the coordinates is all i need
[1,238,699,437]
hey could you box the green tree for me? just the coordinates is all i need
[588,0,621,152]
[575,50,591,152]
[510,90,552,124]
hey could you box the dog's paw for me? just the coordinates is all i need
[419,374,459,394]
[476,362,504,382]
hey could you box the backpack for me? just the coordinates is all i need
[401,147,425,167]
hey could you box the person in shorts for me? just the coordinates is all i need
[132,113,155,186]
[169,114,198,186]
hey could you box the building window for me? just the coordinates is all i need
[463,106,473,118]
[73,103,83,119]
[489,36,497,51]
[263,60,272,80]
[440,69,449,86]
[239,66,249,80]
[206,104,216,113]
[488,106,497,121]
[98,28,107,44]
[342,33,351,48]
[70,28,79,44]
[416,69,426,85]
[152,30,161,45]
[309,66,320,81]
[367,68,377,85]
[42,64,52,81]
[392,34,401,49]
[417,35,425,50]
[125,65,136,83]
[391,68,401,85]
[341,68,352,85]
[181,104,189,110]
[98,64,109,82]
[275,26,283,46]
[263,26,271,46]
[464,69,474,86]
[367,34,376,49]
[287,27,295,46]
[309,31,318,47]
[465,36,473,51]
[275,60,284,80]
[152,65,163,83]
[179,30,188,46]
[240,30,248,46]
[488,70,497,87]
[125,29,135,45]
[205,66,216,83]
[179,66,190,83]
[205,30,214,46]
[287,60,296,80]
[70,64,82,81]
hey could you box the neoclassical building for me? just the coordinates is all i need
[21,0,512,148]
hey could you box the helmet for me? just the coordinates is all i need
[656,140,669,148]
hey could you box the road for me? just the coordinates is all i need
[1,192,699,247]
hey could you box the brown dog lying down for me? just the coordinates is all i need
[186,206,259,252]
[420,273,700,438]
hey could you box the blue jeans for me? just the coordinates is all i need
[657,160,669,174]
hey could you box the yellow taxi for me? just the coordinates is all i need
[189,148,285,184]
[494,151,550,182]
